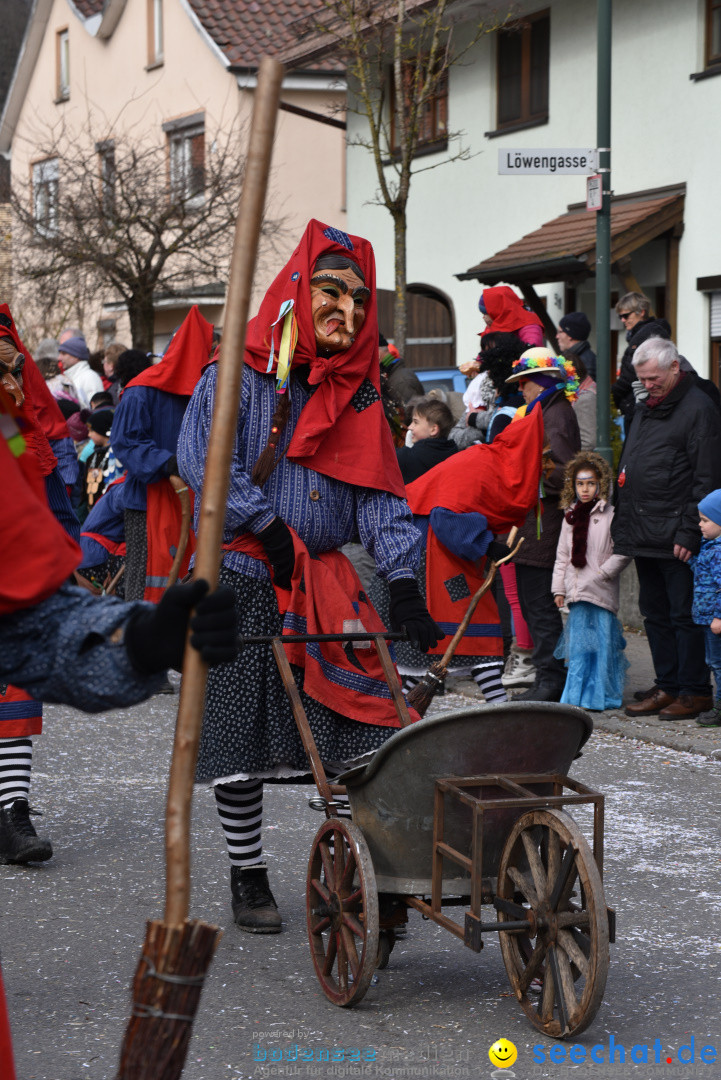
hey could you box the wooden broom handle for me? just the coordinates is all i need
[164,58,284,927]
[437,526,522,669]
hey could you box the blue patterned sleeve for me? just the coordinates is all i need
[177,365,276,534]
[712,546,721,620]
[355,490,422,581]
[0,585,166,711]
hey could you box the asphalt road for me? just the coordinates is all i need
[2,683,721,1080]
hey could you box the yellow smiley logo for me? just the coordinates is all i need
[488,1038,518,1068]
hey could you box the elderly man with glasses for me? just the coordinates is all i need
[612,337,721,719]
[611,292,671,422]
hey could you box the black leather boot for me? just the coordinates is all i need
[230,865,282,933]
[0,800,53,864]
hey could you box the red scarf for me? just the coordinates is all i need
[565,498,596,568]
[243,219,405,497]
[126,305,214,396]
[224,530,414,728]
[480,286,543,340]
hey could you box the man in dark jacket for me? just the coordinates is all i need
[556,311,596,380]
[611,292,671,421]
[613,337,721,719]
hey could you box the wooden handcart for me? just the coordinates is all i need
[259,630,613,1039]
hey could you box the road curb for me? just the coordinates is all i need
[444,675,721,762]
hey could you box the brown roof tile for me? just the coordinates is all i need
[459,189,686,284]
[277,0,437,68]
[187,0,345,72]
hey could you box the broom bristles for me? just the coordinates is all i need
[406,663,447,717]
[117,918,221,1080]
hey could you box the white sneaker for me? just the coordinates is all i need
[502,649,536,688]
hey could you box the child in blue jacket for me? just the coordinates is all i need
[691,489,721,726]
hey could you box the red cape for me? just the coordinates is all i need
[405,406,544,531]
[0,394,80,615]
[481,286,543,340]
[243,219,405,498]
[126,305,214,396]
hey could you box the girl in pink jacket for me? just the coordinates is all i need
[552,452,631,710]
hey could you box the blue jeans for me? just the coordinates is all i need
[704,626,721,703]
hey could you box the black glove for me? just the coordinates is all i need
[487,540,512,563]
[164,455,179,476]
[388,578,443,652]
[258,517,295,589]
[125,579,237,674]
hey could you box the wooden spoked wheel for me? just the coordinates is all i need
[497,808,609,1038]
[306,819,379,1007]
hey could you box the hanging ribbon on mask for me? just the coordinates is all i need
[266,299,298,393]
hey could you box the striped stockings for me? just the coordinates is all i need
[215,776,351,867]
[402,665,507,704]
[0,737,33,807]
[471,663,507,703]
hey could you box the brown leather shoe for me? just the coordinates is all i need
[633,686,658,701]
[625,688,676,716]
[658,692,714,721]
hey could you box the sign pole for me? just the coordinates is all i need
[595,0,612,463]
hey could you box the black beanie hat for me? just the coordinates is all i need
[559,311,591,341]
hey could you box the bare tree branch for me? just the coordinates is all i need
[302,0,510,353]
[11,111,286,349]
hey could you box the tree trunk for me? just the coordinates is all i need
[127,294,156,352]
[392,208,407,359]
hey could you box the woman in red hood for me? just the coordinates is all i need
[479,286,544,347]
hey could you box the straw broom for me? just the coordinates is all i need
[406,527,523,717]
[116,57,284,1080]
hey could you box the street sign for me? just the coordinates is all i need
[586,174,603,211]
[498,148,598,175]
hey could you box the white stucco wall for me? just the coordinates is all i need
[345,0,721,374]
[9,0,346,345]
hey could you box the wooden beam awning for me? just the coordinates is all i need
[457,184,685,286]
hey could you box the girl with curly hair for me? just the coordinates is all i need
[552,451,631,709]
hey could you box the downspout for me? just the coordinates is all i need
[595,0,612,463]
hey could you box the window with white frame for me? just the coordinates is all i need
[56,29,69,100]
[32,158,59,237]
[166,118,205,207]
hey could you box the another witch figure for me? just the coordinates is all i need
[552,451,630,710]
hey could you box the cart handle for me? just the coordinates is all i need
[239,630,409,646]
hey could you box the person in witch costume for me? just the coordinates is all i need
[111,306,213,603]
[178,220,441,933]
[0,305,83,864]
[0,383,237,1080]
[382,406,545,702]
